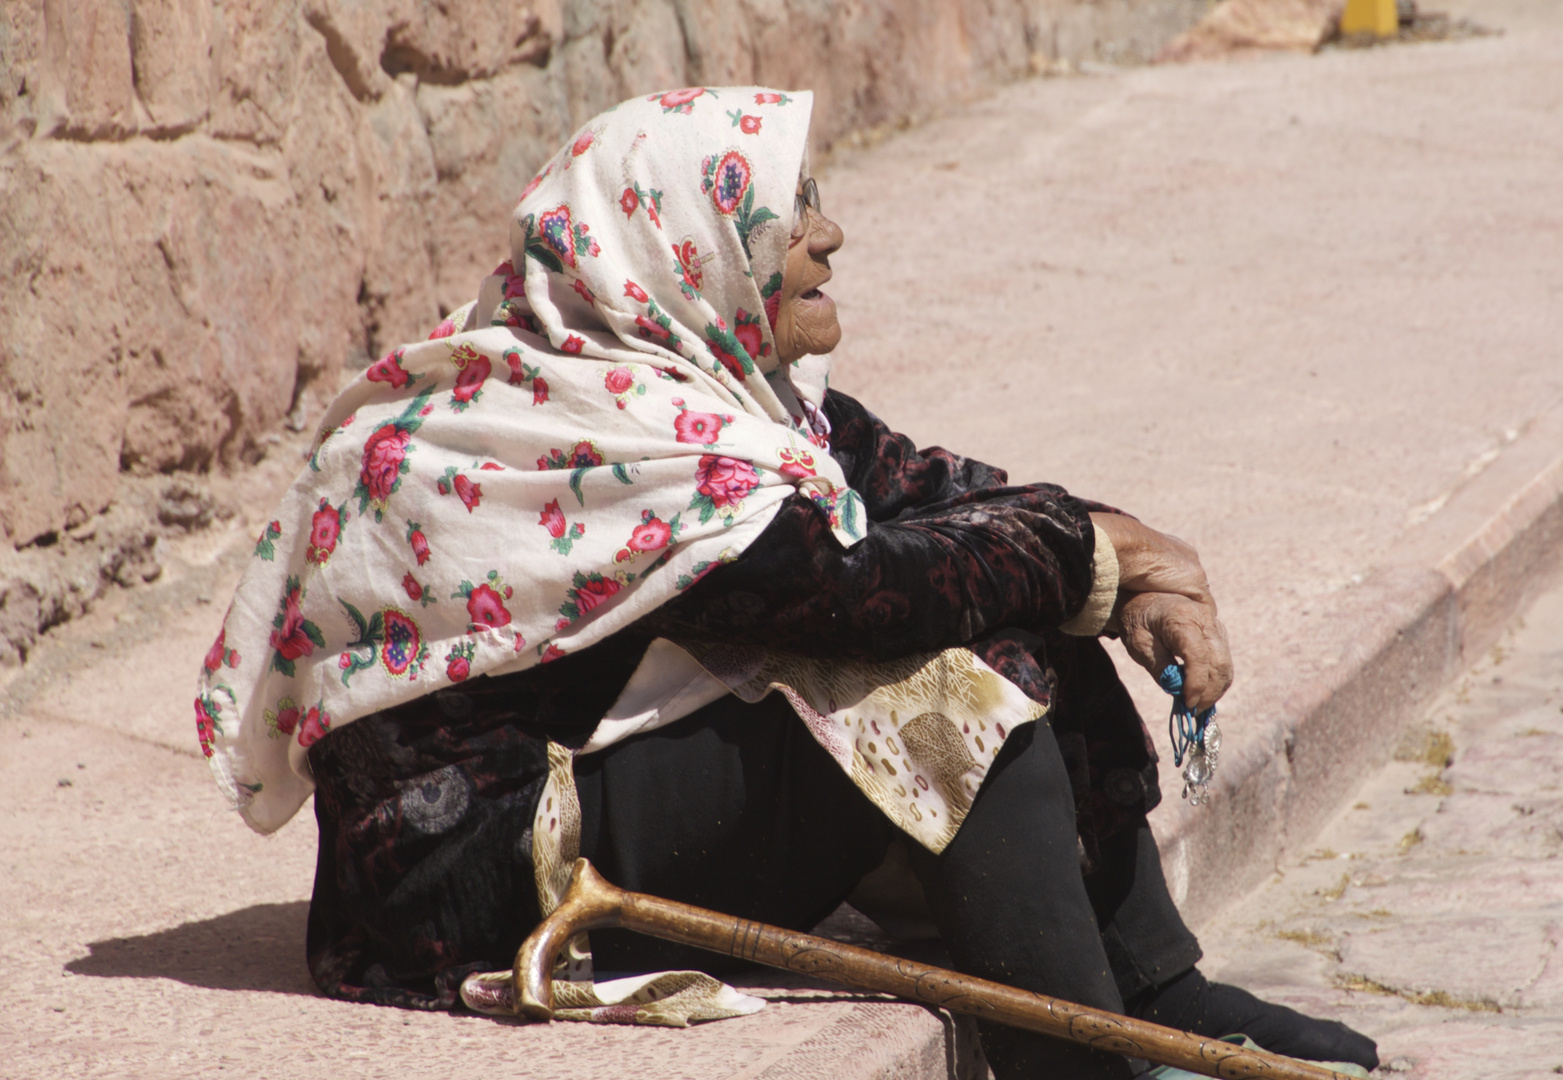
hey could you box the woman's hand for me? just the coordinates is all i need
[1089,512,1233,711]
[1089,512,1213,604]
[1112,591,1232,712]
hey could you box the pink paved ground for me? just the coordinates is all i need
[2,4,1561,1077]
[1199,571,1563,1080]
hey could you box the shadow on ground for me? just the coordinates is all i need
[65,901,317,996]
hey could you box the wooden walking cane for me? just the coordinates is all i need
[514,859,1357,1080]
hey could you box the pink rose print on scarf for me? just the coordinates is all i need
[448,343,491,412]
[268,576,325,678]
[689,455,761,525]
[569,129,596,160]
[671,398,732,444]
[539,497,585,555]
[194,693,222,757]
[406,520,431,565]
[700,150,780,258]
[636,299,682,352]
[561,334,584,354]
[572,279,596,307]
[436,466,482,512]
[532,377,550,405]
[452,571,513,631]
[777,446,820,480]
[615,508,683,563]
[753,92,792,105]
[539,643,566,664]
[726,110,761,135]
[446,640,475,683]
[427,317,457,340]
[254,519,281,561]
[558,569,624,625]
[705,317,752,381]
[297,704,332,747]
[361,431,415,503]
[623,279,649,303]
[366,348,418,390]
[603,365,646,410]
[734,308,770,363]
[306,498,345,566]
[353,387,433,522]
[649,87,714,115]
[263,697,299,739]
[204,628,240,673]
[525,204,599,273]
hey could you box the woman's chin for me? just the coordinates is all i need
[792,295,840,354]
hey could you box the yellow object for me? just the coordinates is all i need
[1340,0,1399,37]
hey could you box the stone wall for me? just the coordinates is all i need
[0,0,1206,664]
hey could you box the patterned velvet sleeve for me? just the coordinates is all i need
[636,393,1100,663]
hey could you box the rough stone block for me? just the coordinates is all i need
[129,0,214,135]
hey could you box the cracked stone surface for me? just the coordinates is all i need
[1199,576,1563,1079]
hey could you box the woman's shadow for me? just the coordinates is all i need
[65,901,318,995]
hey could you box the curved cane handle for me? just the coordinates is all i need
[512,859,627,1020]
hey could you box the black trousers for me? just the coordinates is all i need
[576,693,1202,1080]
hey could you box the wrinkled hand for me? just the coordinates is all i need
[1089,512,1213,604]
[1112,591,1232,712]
[1089,512,1233,712]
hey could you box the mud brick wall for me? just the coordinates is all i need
[0,0,1204,664]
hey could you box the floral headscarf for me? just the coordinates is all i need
[199,87,869,834]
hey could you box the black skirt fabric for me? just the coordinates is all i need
[303,632,1186,1003]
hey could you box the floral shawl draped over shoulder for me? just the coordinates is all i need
[199,87,874,834]
[199,87,1055,870]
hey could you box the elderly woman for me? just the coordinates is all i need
[197,87,1376,1079]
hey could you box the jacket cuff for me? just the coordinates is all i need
[1060,525,1119,636]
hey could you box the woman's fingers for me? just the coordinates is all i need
[1115,592,1234,713]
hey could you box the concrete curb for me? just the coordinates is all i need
[788,396,1563,1079]
[1159,393,1563,926]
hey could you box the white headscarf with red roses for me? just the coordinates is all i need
[199,87,868,834]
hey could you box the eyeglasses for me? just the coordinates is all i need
[791,178,821,240]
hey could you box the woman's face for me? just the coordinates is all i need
[773,186,844,364]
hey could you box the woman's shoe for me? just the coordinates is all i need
[1128,968,1379,1072]
[1144,1034,1371,1079]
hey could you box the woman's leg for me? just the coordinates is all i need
[906,722,1143,1080]
[1083,822,1203,1003]
[575,692,897,976]
[1092,823,1378,1070]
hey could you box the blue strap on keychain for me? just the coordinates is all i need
[1158,663,1222,804]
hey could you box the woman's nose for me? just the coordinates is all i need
[809,214,845,257]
